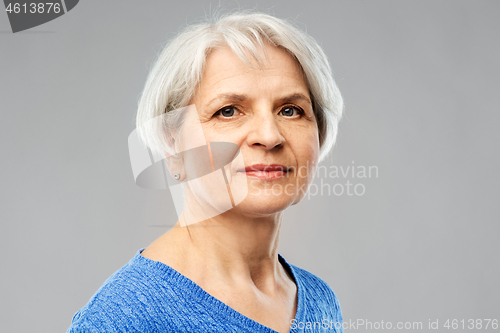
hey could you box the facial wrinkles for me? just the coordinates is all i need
[201,79,310,115]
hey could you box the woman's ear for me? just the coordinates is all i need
[164,153,184,181]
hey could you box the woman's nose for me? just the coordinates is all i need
[245,110,285,150]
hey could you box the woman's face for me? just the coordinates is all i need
[179,42,319,219]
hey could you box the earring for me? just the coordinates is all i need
[174,174,180,180]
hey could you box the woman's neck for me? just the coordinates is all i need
[150,209,289,295]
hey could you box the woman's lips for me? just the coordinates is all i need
[239,164,290,180]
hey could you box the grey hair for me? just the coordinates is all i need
[136,11,343,162]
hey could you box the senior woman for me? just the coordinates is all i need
[68,11,343,333]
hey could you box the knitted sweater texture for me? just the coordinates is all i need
[67,249,343,332]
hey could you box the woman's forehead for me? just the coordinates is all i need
[197,44,309,100]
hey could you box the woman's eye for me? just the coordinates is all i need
[215,106,239,118]
[279,106,301,117]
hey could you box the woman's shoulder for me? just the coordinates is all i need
[291,263,339,297]
[67,248,181,332]
[279,254,342,311]
[279,255,343,331]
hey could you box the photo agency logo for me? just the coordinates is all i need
[128,105,379,228]
[3,0,79,33]
[304,160,379,199]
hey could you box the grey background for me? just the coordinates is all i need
[1,1,499,332]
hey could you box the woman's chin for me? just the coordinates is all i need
[232,192,295,216]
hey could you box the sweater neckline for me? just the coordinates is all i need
[133,248,305,333]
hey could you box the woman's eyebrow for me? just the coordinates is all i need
[206,93,248,108]
[205,92,311,108]
[277,93,312,106]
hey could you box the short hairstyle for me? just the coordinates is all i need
[136,11,343,162]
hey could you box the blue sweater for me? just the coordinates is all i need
[67,249,343,332]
